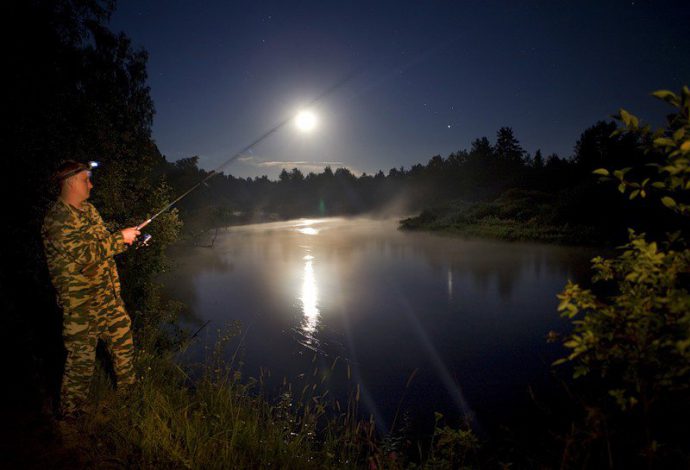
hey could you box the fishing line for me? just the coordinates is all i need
[136,69,360,233]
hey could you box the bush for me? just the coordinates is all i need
[556,87,690,466]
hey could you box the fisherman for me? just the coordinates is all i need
[41,160,141,418]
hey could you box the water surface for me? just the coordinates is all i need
[162,217,596,433]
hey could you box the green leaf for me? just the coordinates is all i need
[629,189,640,200]
[614,169,626,180]
[573,366,589,379]
[618,183,626,193]
[593,168,610,176]
[619,109,638,127]
[654,137,675,147]
[652,89,680,104]
[673,128,685,141]
[661,196,677,208]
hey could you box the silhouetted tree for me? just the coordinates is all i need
[278,168,290,182]
[533,149,544,169]
[495,127,525,164]
[545,153,565,168]
[290,168,305,182]
[469,137,494,160]
[573,121,641,173]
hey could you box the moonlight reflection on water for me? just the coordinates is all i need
[300,253,320,342]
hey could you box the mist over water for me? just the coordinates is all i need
[161,217,596,433]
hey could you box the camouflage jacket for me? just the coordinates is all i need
[42,199,127,310]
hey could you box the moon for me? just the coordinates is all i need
[295,110,317,132]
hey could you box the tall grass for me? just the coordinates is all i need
[67,324,479,469]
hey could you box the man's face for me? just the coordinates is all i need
[65,170,93,201]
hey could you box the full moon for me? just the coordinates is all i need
[295,110,317,132]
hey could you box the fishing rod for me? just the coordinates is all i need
[134,70,359,245]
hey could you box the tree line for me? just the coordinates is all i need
[167,120,679,244]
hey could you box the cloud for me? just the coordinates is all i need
[237,155,356,174]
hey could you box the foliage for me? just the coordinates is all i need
[573,121,642,174]
[556,87,690,464]
[557,233,690,405]
[604,87,690,215]
[422,413,479,469]
[400,189,601,244]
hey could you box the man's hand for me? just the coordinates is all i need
[121,227,141,245]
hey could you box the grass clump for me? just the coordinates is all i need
[61,324,480,469]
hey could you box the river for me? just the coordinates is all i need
[161,217,597,435]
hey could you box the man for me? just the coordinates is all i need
[41,160,140,418]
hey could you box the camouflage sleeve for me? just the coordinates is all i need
[46,211,126,268]
[86,204,129,257]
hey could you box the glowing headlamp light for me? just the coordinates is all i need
[57,161,99,181]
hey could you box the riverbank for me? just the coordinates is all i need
[399,190,603,245]
[32,326,481,469]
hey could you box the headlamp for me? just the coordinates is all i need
[55,161,100,182]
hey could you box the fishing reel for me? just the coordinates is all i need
[135,233,153,249]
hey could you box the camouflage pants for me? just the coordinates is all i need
[61,291,135,416]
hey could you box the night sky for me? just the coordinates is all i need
[111,1,690,179]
